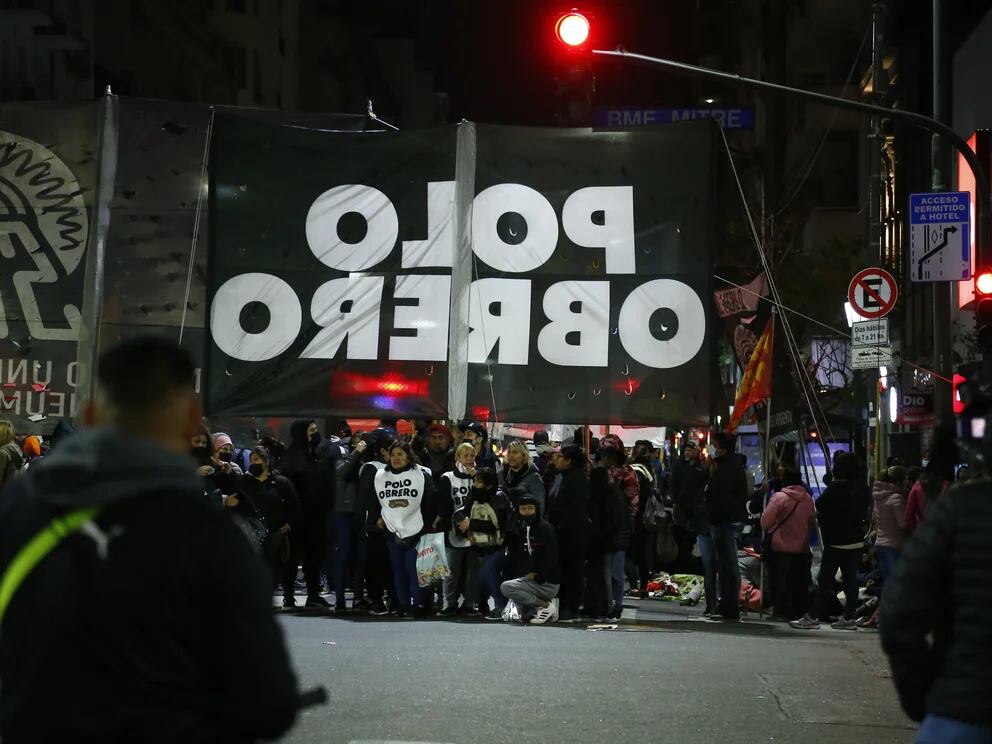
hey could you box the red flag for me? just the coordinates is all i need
[727,318,774,433]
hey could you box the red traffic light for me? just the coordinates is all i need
[976,272,992,296]
[555,11,590,47]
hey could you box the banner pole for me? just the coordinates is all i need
[759,310,776,620]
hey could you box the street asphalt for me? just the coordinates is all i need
[276,597,915,744]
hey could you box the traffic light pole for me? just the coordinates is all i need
[592,48,992,270]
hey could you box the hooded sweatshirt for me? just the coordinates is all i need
[279,419,334,513]
[0,428,298,742]
[506,498,560,584]
[873,480,908,549]
[760,485,815,554]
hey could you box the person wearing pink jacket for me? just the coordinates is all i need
[760,469,816,621]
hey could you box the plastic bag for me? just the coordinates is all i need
[415,532,451,588]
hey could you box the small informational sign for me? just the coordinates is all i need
[851,345,892,370]
[851,318,889,347]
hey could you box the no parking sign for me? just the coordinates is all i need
[848,268,898,320]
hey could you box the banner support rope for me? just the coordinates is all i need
[179,108,215,347]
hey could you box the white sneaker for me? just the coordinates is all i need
[530,598,559,625]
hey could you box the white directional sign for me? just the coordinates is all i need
[909,191,971,282]
[851,319,889,347]
[851,344,892,370]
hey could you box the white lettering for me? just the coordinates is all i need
[389,274,451,361]
[305,185,398,271]
[210,273,302,362]
[468,278,531,365]
[618,279,706,368]
[472,184,558,273]
[537,281,610,367]
[300,275,385,360]
[562,186,636,274]
[401,181,455,269]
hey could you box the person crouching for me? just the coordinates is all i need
[500,493,561,625]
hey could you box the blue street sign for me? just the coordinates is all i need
[595,107,755,129]
[908,191,971,282]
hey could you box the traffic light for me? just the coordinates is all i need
[552,9,594,125]
[975,271,992,352]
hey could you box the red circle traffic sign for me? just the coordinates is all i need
[848,267,898,320]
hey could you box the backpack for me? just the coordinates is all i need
[467,500,504,547]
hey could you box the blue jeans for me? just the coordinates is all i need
[917,715,992,743]
[710,523,741,617]
[609,550,626,610]
[330,512,367,605]
[477,550,509,610]
[875,546,902,585]
[696,533,717,611]
[385,536,422,608]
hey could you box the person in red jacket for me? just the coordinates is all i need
[760,468,815,621]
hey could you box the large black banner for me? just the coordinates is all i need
[207,117,718,425]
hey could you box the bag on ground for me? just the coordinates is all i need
[502,600,522,623]
[416,532,451,587]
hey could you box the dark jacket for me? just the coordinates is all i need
[506,516,560,584]
[453,486,511,548]
[670,457,709,533]
[0,442,24,488]
[505,464,546,516]
[880,481,992,725]
[706,453,748,525]
[0,429,298,743]
[279,420,335,514]
[236,471,301,530]
[547,466,591,538]
[359,459,386,531]
[589,466,632,552]
[332,444,363,514]
[815,478,870,547]
[423,448,456,490]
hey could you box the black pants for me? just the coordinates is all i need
[813,546,862,621]
[558,531,589,615]
[768,550,812,620]
[581,548,610,616]
[365,530,398,607]
[283,507,329,598]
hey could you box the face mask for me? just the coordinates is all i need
[309,431,321,447]
[248,463,265,478]
[217,451,233,463]
[471,486,491,502]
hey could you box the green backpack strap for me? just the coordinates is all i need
[0,506,102,632]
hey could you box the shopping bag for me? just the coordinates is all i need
[415,532,451,588]
[502,600,522,623]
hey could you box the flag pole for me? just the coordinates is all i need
[759,309,776,620]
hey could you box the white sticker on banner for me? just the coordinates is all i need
[618,279,706,368]
[300,275,385,360]
[305,185,399,271]
[389,274,451,361]
[471,183,558,272]
[211,273,302,362]
[401,181,455,269]
[562,186,636,274]
[537,281,610,367]
[467,278,532,365]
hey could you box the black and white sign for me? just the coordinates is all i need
[851,319,889,347]
[851,345,892,370]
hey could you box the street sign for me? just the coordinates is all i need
[851,318,889,347]
[594,107,755,130]
[909,191,970,282]
[848,267,898,319]
[851,344,892,370]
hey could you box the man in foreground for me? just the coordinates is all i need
[880,471,992,742]
[0,337,300,742]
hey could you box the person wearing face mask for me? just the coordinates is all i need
[501,493,560,625]
[546,444,591,623]
[190,425,239,508]
[371,441,438,618]
[454,467,511,620]
[459,422,503,486]
[439,442,480,616]
[229,447,301,595]
[211,432,243,486]
[277,420,336,610]
[360,428,400,616]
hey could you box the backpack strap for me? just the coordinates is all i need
[0,506,102,634]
